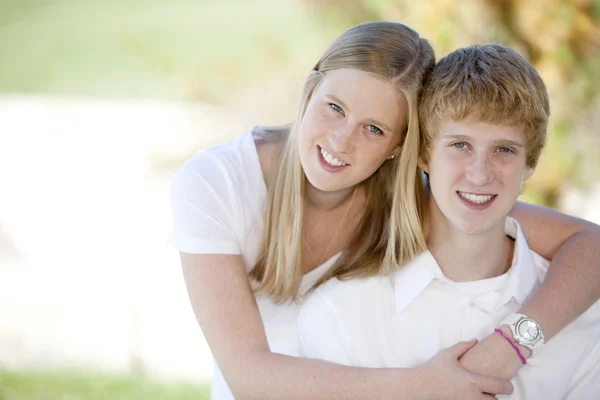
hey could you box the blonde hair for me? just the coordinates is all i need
[250,21,435,302]
[419,44,550,168]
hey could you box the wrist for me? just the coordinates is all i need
[393,367,429,400]
[499,312,545,356]
[498,324,532,359]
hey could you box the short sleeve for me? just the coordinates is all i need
[297,291,357,366]
[167,151,241,255]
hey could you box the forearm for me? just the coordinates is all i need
[461,228,600,380]
[229,350,422,400]
[509,201,600,338]
[519,229,600,339]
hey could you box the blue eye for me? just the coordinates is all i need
[366,125,383,135]
[329,103,344,114]
[452,142,467,149]
[497,147,513,154]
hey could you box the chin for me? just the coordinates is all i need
[305,169,358,193]
[305,174,339,192]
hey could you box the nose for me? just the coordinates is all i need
[329,126,356,154]
[466,153,495,186]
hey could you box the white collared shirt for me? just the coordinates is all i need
[298,217,600,399]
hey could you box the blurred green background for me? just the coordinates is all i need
[0,369,210,400]
[1,0,598,205]
[1,0,599,204]
[1,0,599,398]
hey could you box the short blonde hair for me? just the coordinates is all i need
[250,22,435,302]
[419,44,550,168]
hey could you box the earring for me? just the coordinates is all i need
[388,155,395,160]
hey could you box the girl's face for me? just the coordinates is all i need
[298,68,407,193]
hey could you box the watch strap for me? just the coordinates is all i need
[499,313,545,355]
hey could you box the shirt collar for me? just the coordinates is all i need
[495,217,541,309]
[392,251,443,314]
[393,217,542,314]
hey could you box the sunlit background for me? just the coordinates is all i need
[1,1,599,399]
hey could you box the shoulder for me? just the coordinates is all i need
[253,125,286,189]
[172,128,266,197]
[169,129,270,242]
[177,129,257,178]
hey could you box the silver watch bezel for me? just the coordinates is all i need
[500,313,545,355]
[513,316,542,346]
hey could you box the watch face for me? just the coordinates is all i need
[516,319,540,343]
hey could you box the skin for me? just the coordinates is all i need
[298,69,404,197]
[421,119,532,282]
[178,68,600,399]
[297,69,405,270]
[461,203,600,379]
[429,122,600,379]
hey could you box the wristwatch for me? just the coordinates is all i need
[500,313,545,355]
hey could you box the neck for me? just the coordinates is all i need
[426,199,513,282]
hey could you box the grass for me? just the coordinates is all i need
[0,369,210,400]
[0,0,332,103]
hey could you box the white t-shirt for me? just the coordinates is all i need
[167,128,333,400]
[298,218,600,399]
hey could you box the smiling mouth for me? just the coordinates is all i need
[457,191,497,204]
[319,146,348,167]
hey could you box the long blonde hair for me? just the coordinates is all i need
[250,22,435,302]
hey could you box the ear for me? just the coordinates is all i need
[418,156,429,174]
[523,167,535,181]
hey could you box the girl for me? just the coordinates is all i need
[168,21,600,400]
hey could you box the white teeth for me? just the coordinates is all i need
[320,147,347,167]
[459,192,494,204]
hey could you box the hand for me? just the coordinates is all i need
[459,329,527,380]
[417,339,513,400]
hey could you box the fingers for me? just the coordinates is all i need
[478,376,513,396]
[447,339,479,358]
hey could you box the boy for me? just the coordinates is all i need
[297,44,600,399]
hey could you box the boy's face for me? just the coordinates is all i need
[420,119,534,235]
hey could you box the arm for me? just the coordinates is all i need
[181,252,512,400]
[459,201,600,379]
[182,252,421,400]
[509,201,600,339]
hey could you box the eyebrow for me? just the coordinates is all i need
[325,94,394,132]
[493,139,525,148]
[442,134,525,147]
